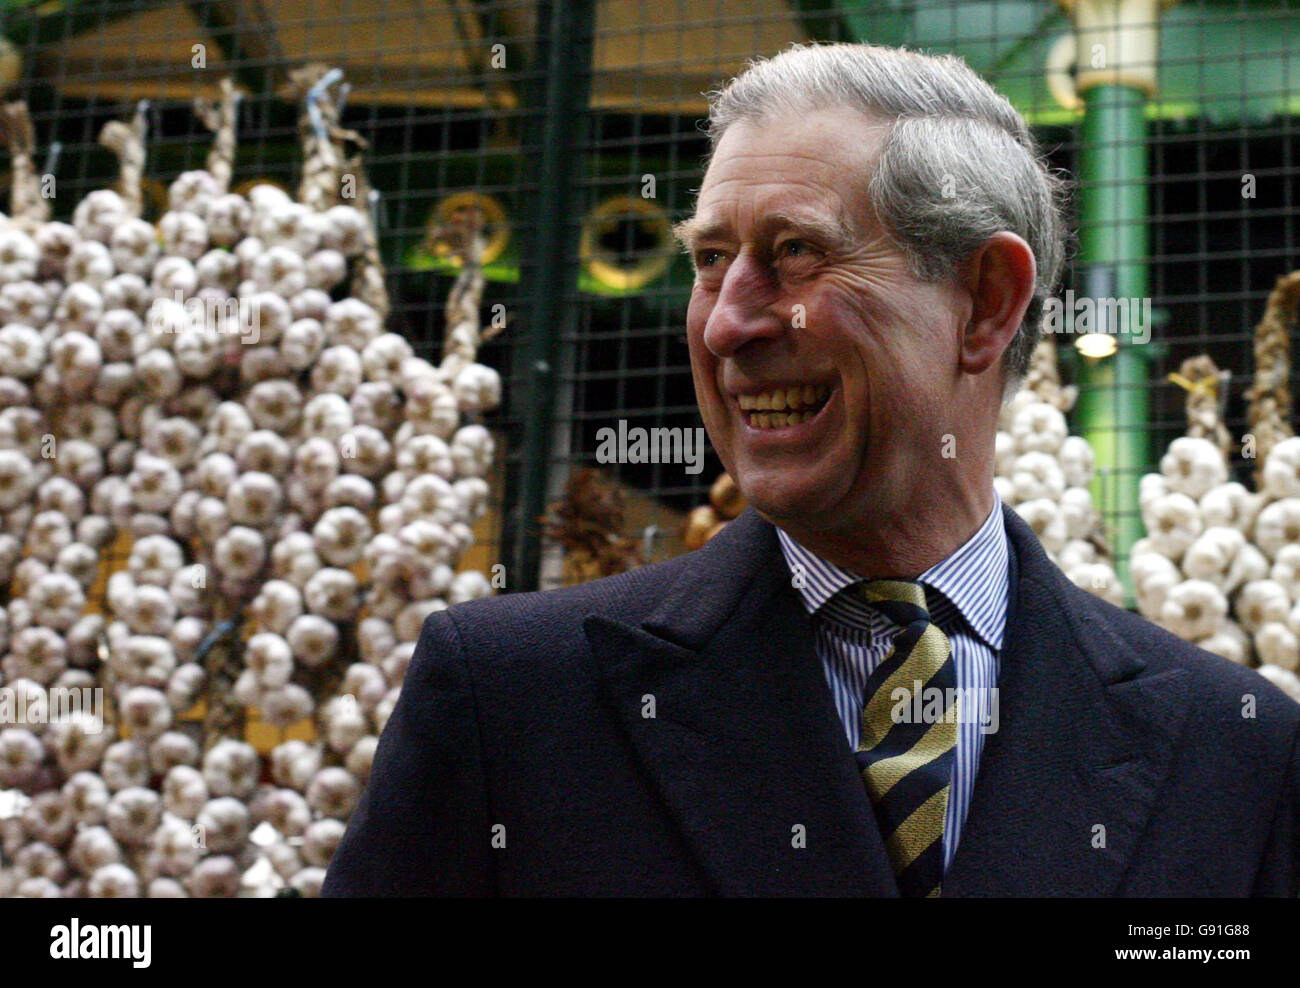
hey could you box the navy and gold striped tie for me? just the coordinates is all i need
[854,579,958,898]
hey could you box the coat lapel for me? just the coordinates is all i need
[942,505,1193,896]
[585,508,898,896]
[587,502,1194,896]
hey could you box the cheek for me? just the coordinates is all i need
[685,296,712,358]
[817,294,939,431]
[686,326,714,389]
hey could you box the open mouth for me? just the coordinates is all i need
[736,384,832,429]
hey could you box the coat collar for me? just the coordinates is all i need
[585,504,1192,896]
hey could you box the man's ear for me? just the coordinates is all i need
[958,231,1037,376]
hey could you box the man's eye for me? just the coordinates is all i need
[777,239,814,259]
[696,249,725,268]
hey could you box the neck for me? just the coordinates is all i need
[768,480,995,580]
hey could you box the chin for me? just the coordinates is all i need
[736,471,839,525]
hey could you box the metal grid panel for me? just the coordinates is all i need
[556,0,1300,587]
[3,0,1300,594]
[0,0,548,590]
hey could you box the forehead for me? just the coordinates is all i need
[693,106,889,232]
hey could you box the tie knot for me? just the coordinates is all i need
[858,578,931,623]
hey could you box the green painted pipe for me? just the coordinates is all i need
[1073,83,1154,604]
[505,0,595,592]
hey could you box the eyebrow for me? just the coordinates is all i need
[673,210,857,255]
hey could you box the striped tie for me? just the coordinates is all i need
[854,579,958,898]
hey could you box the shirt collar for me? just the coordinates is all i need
[775,490,1009,651]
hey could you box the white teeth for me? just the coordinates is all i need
[756,393,771,411]
[801,385,816,406]
[738,394,756,410]
[770,391,786,411]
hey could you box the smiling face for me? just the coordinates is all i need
[682,106,980,545]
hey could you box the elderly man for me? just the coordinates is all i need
[324,43,1300,897]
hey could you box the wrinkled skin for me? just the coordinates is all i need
[680,106,1035,576]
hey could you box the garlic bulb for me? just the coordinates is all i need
[1255,621,1300,670]
[34,222,79,279]
[1160,436,1228,500]
[244,380,301,433]
[169,170,222,217]
[1181,526,1246,588]
[0,280,51,327]
[452,362,502,414]
[1225,543,1268,597]
[0,323,46,378]
[450,424,495,478]
[73,190,129,243]
[1237,580,1291,632]
[157,210,209,262]
[310,347,363,397]
[302,567,359,622]
[1010,401,1067,455]
[256,201,321,255]
[1254,498,1300,561]
[1159,579,1228,640]
[1142,492,1203,562]
[312,506,372,568]
[305,766,360,819]
[0,228,40,282]
[304,249,346,290]
[1271,544,1300,601]
[213,526,267,580]
[204,194,251,246]
[65,240,115,288]
[108,219,158,277]
[280,317,326,370]
[1263,436,1300,499]
[1257,663,1300,702]
[321,204,368,256]
[325,298,382,350]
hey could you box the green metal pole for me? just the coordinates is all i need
[1074,83,1153,601]
[505,0,594,592]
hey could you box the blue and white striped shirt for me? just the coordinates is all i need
[775,492,1009,873]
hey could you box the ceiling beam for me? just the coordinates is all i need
[184,0,285,96]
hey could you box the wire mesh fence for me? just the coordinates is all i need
[2,0,1298,596]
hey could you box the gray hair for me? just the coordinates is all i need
[705,43,1071,396]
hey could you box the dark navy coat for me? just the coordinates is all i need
[323,504,1300,896]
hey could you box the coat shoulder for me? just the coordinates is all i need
[438,547,700,635]
[1066,577,1300,727]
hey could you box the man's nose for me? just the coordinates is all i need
[701,254,784,358]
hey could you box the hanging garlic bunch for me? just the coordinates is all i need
[992,337,1122,606]
[1,73,508,900]
[1131,282,1300,701]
